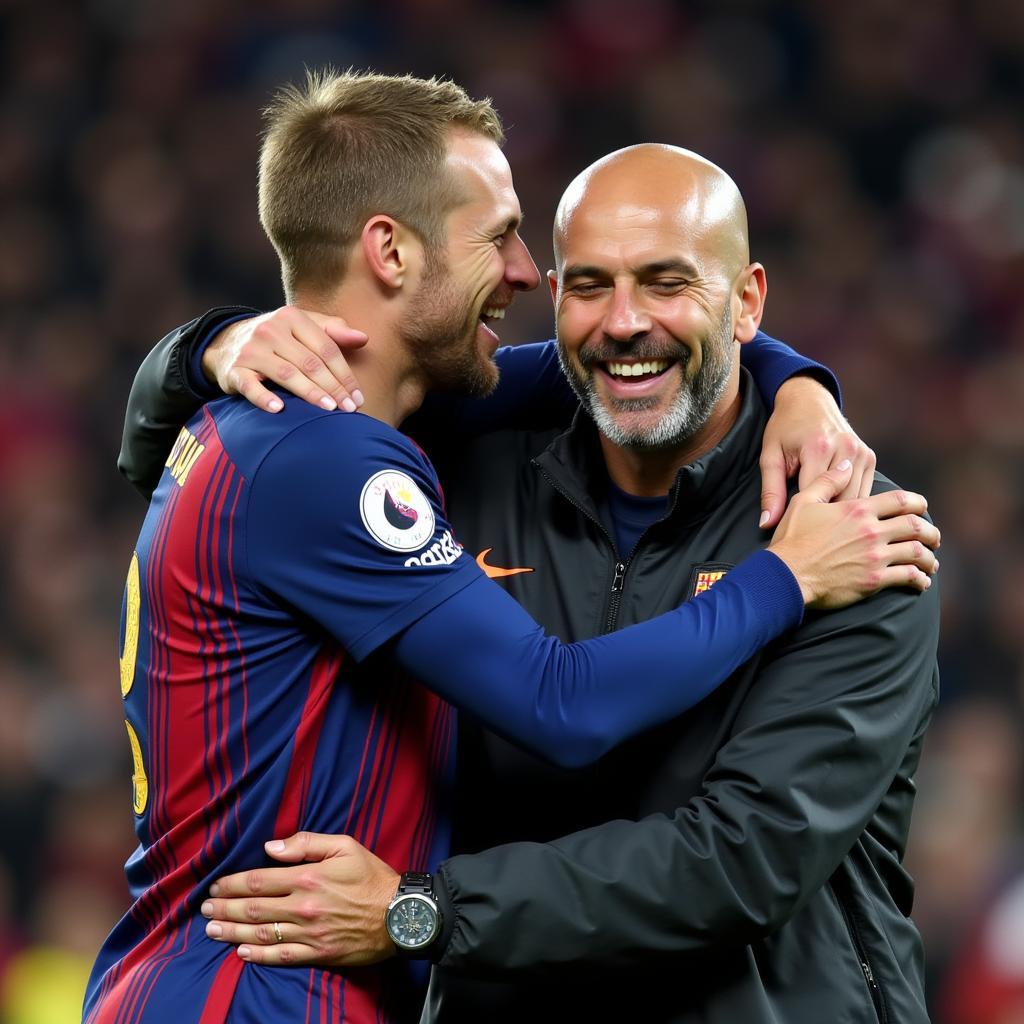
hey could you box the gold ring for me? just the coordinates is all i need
[273,921,283,944]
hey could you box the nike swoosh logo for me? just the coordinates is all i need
[476,548,535,579]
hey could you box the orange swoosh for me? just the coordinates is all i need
[476,548,535,579]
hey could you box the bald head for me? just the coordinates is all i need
[553,144,749,278]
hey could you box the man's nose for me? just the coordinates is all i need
[603,286,651,341]
[505,234,540,292]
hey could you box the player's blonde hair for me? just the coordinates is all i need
[259,68,504,298]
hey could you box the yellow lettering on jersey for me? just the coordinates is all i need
[125,720,149,815]
[165,427,189,468]
[120,553,141,697]
[166,427,205,488]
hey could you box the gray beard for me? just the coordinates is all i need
[557,307,734,451]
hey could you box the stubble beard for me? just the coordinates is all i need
[401,249,499,398]
[557,305,734,450]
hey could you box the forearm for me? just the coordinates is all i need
[433,583,939,974]
[741,330,841,409]
[119,307,254,498]
[393,549,801,769]
[406,341,577,440]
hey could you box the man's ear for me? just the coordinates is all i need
[547,269,559,306]
[361,216,419,290]
[733,263,767,343]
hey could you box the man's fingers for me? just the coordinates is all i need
[830,436,869,501]
[207,864,304,900]
[206,919,291,947]
[794,459,854,507]
[265,831,357,864]
[795,434,833,492]
[289,318,366,410]
[201,893,299,924]
[758,450,788,529]
[236,941,315,966]
[874,564,933,593]
[884,541,939,576]
[232,368,284,413]
[853,449,877,500]
[863,490,930,522]
[879,513,940,551]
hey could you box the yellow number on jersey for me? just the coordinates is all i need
[120,553,141,697]
[125,720,149,815]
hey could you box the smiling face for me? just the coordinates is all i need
[551,145,760,451]
[402,130,540,395]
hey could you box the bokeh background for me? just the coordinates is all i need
[1,0,1023,1020]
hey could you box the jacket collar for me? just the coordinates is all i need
[532,369,767,529]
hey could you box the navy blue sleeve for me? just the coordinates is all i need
[741,330,842,410]
[187,311,260,401]
[246,414,483,662]
[393,549,802,769]
[245,412,804,769]
[405,341,577,439]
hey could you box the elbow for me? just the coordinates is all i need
[536,724,614,771]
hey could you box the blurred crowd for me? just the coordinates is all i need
[1,0,1022,1019]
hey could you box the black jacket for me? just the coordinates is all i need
[122,320,939,1024]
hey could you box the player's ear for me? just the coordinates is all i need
[733,263,766,344]
[361,216,417,290]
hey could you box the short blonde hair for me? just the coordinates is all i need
[258,68,504,297]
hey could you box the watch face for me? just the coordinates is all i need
[387,894,438,949]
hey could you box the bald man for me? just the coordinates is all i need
[124,143,938,1024]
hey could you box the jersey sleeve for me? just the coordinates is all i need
[741,330,842,409]
[405,341,577,444]
[391,548,802,769]
[245,414,482,661]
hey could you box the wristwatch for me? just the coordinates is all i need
[385,871,442,954]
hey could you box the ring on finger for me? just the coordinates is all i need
[273,921,283,944]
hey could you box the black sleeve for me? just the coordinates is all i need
[118,306,258,499]
[433,533,939,972]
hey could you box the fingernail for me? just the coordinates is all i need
[837,459,852,472]
[201,901,213,917]
[238,946,251,960]
[268,398,283,413]
[320,396,337,411]
[341,397,357,413]
[206,922,222,938]
[209,883,220,897]
[352,390,365,408]
[933,561,940,573]
[266,840,286,854]
[759,510,770,528]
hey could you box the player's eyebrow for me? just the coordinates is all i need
[493,212,524,235]
[562,258,700,282]
[561,264,608,282]
[638,258,700,279]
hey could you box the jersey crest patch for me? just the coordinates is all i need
[360,470,436,552]
[688,562,734,598]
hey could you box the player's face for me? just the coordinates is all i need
[550,191,737,450]
[403,132,539,396]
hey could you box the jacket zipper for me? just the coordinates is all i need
[832,881,888,1023]
[532,461,631,634]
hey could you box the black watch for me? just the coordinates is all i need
[385,872,442,955]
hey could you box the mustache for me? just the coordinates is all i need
[577,339,690,369]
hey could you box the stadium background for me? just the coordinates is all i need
[1,0,1022,1020]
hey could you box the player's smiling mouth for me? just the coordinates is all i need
[479,303,508,326]
[600,359,673,383]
